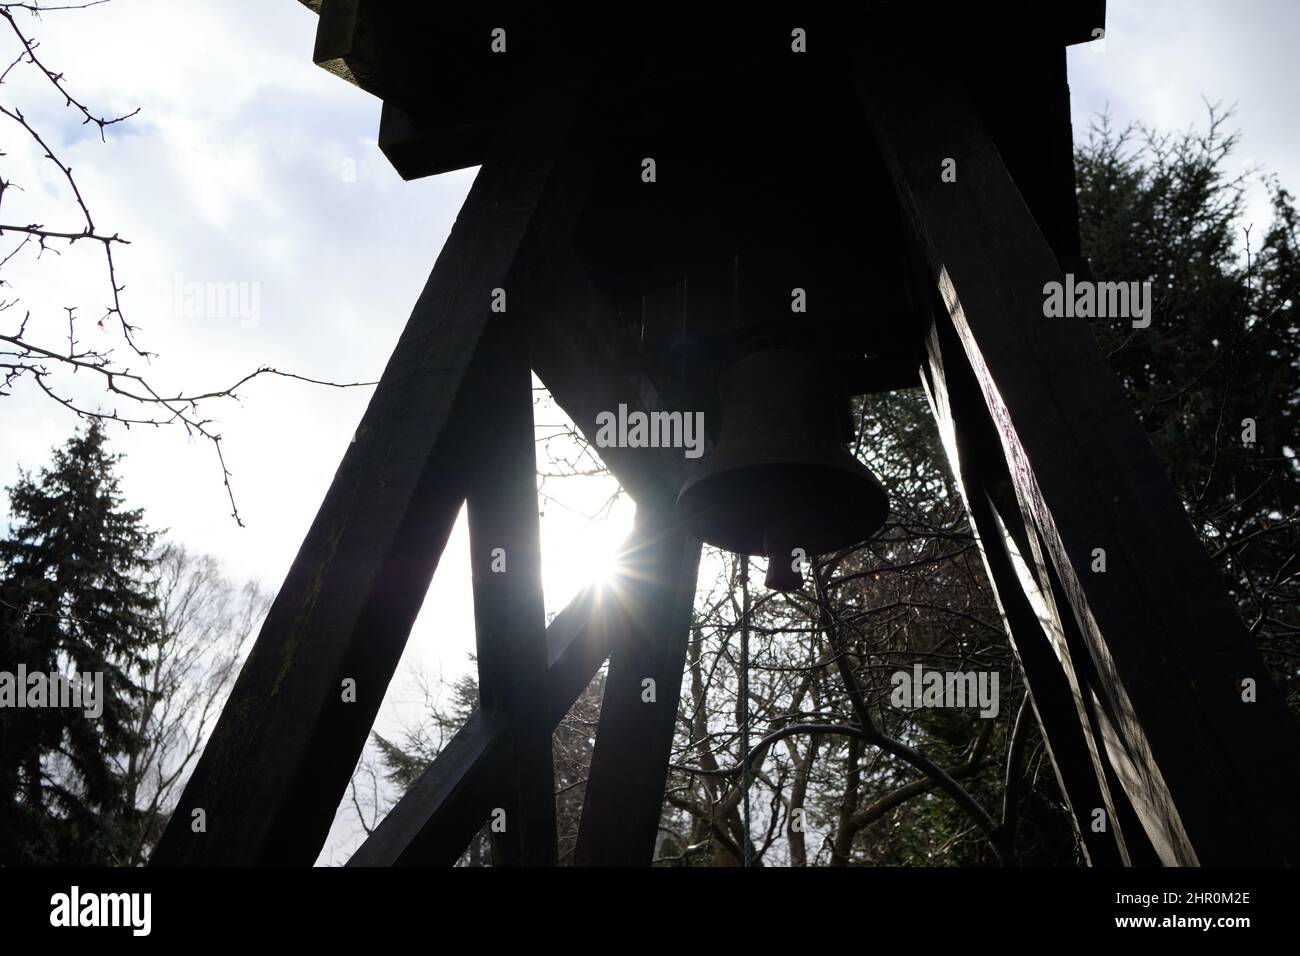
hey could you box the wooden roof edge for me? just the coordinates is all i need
[294,1,1107,104]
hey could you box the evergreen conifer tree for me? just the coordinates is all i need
[0,421,159,864]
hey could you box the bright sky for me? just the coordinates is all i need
[0,0,1295,863]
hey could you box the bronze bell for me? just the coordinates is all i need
[676,349,889,591]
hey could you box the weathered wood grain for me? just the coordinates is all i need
[864,63,1300,863]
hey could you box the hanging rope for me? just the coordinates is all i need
[740,555,752,868]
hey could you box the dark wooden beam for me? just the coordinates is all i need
[863,62,1300,864]
[344,221,704,866]
[921,315,1135,866]
[465,315,557,866]
[299,2,1104,181]
[347,525,675,866]
[345,708,511,867]
[379,100,493,182]
[962,40,1087,276]
[1019,511,1163,865]
[574,505,702,866]
[528,247,696,507]
[150,94,580,866]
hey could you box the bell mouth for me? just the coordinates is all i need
[672,346,890,585]
[676,461,889,558]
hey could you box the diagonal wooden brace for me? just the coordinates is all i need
[573,506,702,866]
[348,518,693,866]
[862,63,1300,864]
[151,93,582,866]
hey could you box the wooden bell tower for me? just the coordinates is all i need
[151,0,1300,867]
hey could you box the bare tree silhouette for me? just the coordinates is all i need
[0,0,375,524]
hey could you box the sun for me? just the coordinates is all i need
[539,491,637,609]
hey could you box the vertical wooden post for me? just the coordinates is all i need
[466,318,558,866]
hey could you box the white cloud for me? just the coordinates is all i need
[1069,0,1300,236]
[2,0,1295,865]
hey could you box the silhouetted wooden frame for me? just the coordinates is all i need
[156,0,1300,869]
[863,60,1300,864]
